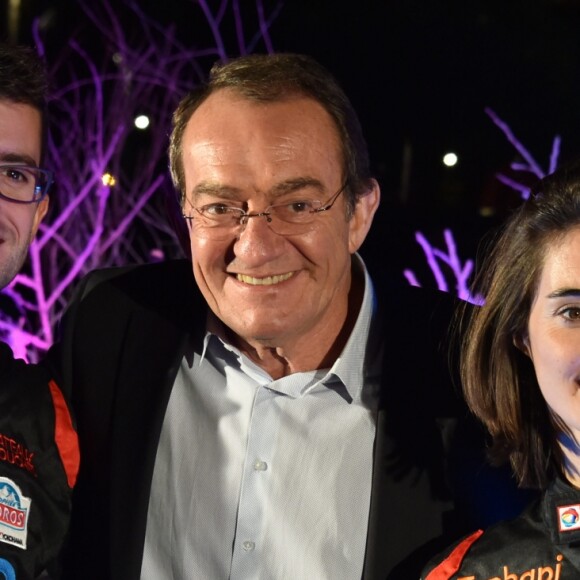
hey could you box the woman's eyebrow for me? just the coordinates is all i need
[547,288,580,299]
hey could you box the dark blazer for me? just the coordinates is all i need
[52,259,527,579]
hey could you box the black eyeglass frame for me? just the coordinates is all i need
[0,164,54,205]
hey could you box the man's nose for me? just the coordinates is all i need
[233,210,284,262]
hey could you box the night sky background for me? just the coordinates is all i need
[4,0,580,287]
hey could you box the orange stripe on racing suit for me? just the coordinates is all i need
[48,379,80,488]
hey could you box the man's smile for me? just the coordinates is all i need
[236,272,295,286]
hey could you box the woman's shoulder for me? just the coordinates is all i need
[420,489,579,579]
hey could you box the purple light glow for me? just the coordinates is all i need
[402,111,562,305]
[0,7,566,360]
[485,107,561,200]
[404,229,484,305]
[0,0,280,362]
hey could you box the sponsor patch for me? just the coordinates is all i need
[0,433,36,476]
[0,477,30,550]
[557,503,580,532]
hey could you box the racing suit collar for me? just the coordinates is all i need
[545,476,580,545]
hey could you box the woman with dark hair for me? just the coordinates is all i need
[422,162,580,578]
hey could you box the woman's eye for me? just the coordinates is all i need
[560,307,580,321]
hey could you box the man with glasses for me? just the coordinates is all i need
[0,43,79,579]
[59,54,516,579]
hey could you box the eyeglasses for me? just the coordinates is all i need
[183,182,347,240]
[0,164,53,204]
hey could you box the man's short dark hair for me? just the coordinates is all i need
[0,43,48,162]
[169,53,373,215]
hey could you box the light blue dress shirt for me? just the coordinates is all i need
[141,256,381,579]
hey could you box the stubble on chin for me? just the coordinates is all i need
[0,242,31,291]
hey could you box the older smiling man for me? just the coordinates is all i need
[57,53,520,580]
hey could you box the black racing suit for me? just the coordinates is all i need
[0,343,79,580]
[421,476,580,579]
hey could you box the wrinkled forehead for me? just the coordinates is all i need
[186,89,341,139]
[181,90,344,184]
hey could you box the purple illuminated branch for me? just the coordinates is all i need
[100,175,164,255]
[404,230,484,305]
[198,0,231,61]
[485,108,545,179]
[549,136,561,175]
[403,110,564,303]
[0,0,281,361]
[409,231,449,291]
[494,174,532,200]
[485,107,561,200]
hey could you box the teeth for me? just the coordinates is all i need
[237,272,294,286]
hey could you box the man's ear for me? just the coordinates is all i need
[513,332,531,358]
[31,196,49,237]
[348,179,380,254]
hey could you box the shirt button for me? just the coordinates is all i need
[243,541,255,552]
[253,460,268,471]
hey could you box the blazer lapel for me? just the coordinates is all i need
[364,406,458,579]
[362,282,460,579]
[363,406,387,580]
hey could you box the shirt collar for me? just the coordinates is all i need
[200,310,228,363]
[318,253,378,404]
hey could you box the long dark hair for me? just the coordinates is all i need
[460,161,580,488]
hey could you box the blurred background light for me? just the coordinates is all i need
[134,115,150,129]
[443,152,458,167]
[102,173,117,186]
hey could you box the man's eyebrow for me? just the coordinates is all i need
[269,178,324,198]
[547,288,580,298]
[191,178,326,200]
[191,183,242,199]
[0,152,39,167]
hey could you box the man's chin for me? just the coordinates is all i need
[0,252,27,291]
[230,321,286,349]
[0,271,16,291]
